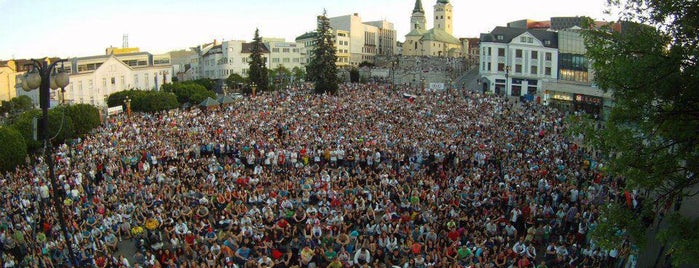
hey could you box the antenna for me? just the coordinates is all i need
[123,34,129,48]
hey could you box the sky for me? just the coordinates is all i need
[0,0,615,60]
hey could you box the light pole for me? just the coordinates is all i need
[251,82,257,98]
[421,77,425,94]
[391,58,398,90]
[123,96,131,117]
[21,59,77,266]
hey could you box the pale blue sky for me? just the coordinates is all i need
[0,0,614,59]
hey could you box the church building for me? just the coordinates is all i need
[403,0,462,57]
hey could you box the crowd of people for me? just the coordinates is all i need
[0,83,632,268]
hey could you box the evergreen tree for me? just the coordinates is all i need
[569,1,699,266]
[248,28,269,91]
[308,10,338,94]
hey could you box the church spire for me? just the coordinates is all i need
[413,0,424,13]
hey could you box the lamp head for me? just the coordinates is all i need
[26,72,42,90]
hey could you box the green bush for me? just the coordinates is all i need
[10,108,74,151]
[0,127,27,171]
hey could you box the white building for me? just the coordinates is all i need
[478,26,558,96]
[329,13,397,65]
[17,52,171,107]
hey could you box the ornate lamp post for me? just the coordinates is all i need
[251,82,257,98]
[21,59,77,266]
[123,96,132,117]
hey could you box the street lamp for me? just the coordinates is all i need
[21,59,77,266]
[123,96,132,117]
[251,82,257,97]
[421,77,425,94]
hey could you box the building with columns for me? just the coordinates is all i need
[403,0,461,57]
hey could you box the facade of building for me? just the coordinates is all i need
[403,0,462,57]
[329,13,397,65]
[479,26,559,96]
[295,30,351,68]
[263,38,307,71]
[16,53,171,107]
[482,16,614,116]
[543,29,612,116]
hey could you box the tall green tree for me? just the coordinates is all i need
[308,10,338,94]
[573,1,699,266]
[248,28,269,92]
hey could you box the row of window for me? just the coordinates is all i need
[271,58,303,63]
[483,62,552,76]
[485,47,552,61]
[271,48,301,53]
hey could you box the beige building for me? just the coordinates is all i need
[329,13,397,65]
[403,0,462,57]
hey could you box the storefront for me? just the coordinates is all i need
[574,94,603,115]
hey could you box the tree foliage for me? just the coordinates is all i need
[65,104,101,138]
[573,0,699,265]
[161,83,215,105]
[0,95,35,124]
[291,66,306,83]
[225,73,246,91]
[108,90,181,112]
[248,28,269,92]
[0,127,27,172]
[307,10,339,94]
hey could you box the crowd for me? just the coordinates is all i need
[0,83,631,268]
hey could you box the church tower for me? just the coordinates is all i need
[434,0,453,35]
[410,0,426,31]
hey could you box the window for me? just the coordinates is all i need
[515,64,522,73]
[531,51,538,59]
[520,36,527,42]
[88,80,93,89]
[102,78,107,86]
[498,63,505,71]
[282,48,290,53]
[482,62,486,71]
[545,67,552,75]
[545,40,551,45]
[531,66,538,74]
[488,47,492,56]
[527,37,533,43]
[120,76,125,86]
[134,74,139,85]
[283,58,290,63]
[497,35,503,40]
[545,52,552,61]
[515,50,522,58]
[272,58,280,63]
[498,48,505,56]
[111,77,115,85]
[272,48,280,52]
